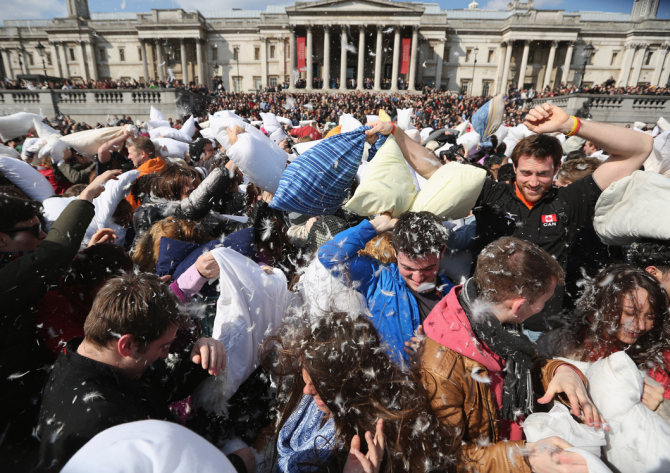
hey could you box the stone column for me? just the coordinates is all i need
[408,26,419,91]
[494,42,506,94]
[629,43,648,87]
[651,42,670,86]
[260,37,268,88]
[61,43,71,79]
[499,41,513,94]
[391,26,401,91]
[659,43,670,89]
[340,26,348,89]
[85,41,98,81]
[542,41,558,90]
[20,44,29,75]
[140,40,150,81]
[373,25,383,90]
[156,41,165,81]
[561,41,574,85]
[196,39,204,86]
[617,43,636,87]
[517,40,530,89]
[357,26,365,91]
[78,41,90,80]
[49,42,62,78]
[180,39,188,85]
[1,49,13,80]
[289,28,296,90]
[323,26,330,89]
[434,40,445,91]
[305,26,313,90]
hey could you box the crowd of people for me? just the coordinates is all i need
[1,82,670,473]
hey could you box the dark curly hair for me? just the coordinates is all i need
[261,312,455,472]
[391,211,448,259]
[627,239,670,274]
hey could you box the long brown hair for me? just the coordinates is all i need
[261,312,455,472]
[563,265,670,369]
[151,164,200,201]
[131,216,212,272]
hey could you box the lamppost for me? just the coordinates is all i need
[35,41,47,80]
[471,46,479,95]
[581,43,595,89]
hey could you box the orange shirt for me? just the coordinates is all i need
[514,182,535,210]
[125,157,167,210]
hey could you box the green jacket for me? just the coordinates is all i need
[53,161,95,185]
[0,199,94,444]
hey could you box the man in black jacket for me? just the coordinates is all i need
[37,271,228,470]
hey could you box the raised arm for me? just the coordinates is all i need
[525,103,654,190]
[97,130,133,164]
[366,122,442,180]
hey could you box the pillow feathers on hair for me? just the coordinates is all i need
[344,136,417,217]
[270,127,386,215]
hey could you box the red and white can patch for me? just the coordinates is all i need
[541,214,557,224]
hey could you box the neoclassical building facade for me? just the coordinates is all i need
[0,0,668,94]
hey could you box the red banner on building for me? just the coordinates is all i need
[401,38,411,74]
[297,37,306,72]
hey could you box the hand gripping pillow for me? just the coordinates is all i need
[344,136,417,217]
[397,108,414,131]
[0,112,45,142]
[0,155,55,201]
[225,131,287,194]
[270,127,386,215]
[148,127,191,143]
[410,162,486,220]
[586,352,670,473]
[60,126,128,158]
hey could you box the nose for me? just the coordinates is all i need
[38,229,47,240]
[412,271,424,283]
[638,317,648,332]
[303,383,314,396]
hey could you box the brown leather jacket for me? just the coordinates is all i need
[419,337,573,473]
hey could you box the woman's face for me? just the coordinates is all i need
[302,368,331,415]
[617,288,655,345]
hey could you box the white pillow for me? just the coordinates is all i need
[509,124,534,140]
[210,115,267,151]
[586,352,670,473]
[0,143,21,160]
[152,138,190,160]
[454,120,469,137]
[420,127,434,142]
[494,125,509,142]
[366,115,379,124]
[149,127,191,143]
[658,117,670,133]
[0,112,45,142]
[410,162,486,220]
[150,105,166,121]
[277,116,292,126]
[261,112,282,134]
[0,155,55,201]
[147,119,171,130]
[225,131,287,193]
[291,140,322,156]
[38,135,70,163]
[339,114,364,133]
[60,126,127,158]
[457,131,481,154]
[180,116,196,138]
[397,108,414,131]
[344,136,417,217]
[503,136,518,158]
[33,119,61,138]
[299,119,316,127]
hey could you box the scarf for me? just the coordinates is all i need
[459,278,536,421]
[276,395,337,473]
[0,251,32,270]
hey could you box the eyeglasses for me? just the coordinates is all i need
[0,223,43,238]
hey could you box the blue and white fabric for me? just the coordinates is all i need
[270,127,386,216]
[471,95,505,140]
[276,395,337,473]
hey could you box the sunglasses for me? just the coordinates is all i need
[0,223,43,238]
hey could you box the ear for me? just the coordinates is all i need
[117,334,135,357]
[440,246,446,260]
[510,298,527,317]
[0,232,11,250]
[646,266,660,279]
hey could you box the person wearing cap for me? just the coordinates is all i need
[367,103,654,337]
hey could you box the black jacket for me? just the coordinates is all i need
[37,338,209,470]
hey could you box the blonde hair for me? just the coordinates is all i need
[358,232,396,264]
[131,216,212,272]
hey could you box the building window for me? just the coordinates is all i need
[482,80,492,96]
[69,48,75,61]
[528,50,535,64]
[174,48,181,62]
[233,48,239,61]
[444,47,450,62]
[461,79,470,93]
[287,44,290,58]
[645,50,653,66]
[269,76,278,87]
[212,47,218,61]
[487,50,494,63]
[46,53,52,65]
[429,48,435,60]
[254,76,262,89]
[270,45,276,59]
[119,48,125,62]
[99,48,106,62]
[28,53,34,66]
[254,47,260,61]
[610,51,618,66]
[138,47,142,61]
[465,48,472,63]
[233,76,242,92]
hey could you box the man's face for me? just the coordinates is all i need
[396,251,442,292]
[489,163,501,180]
[514,155,556,204]
[0,216,47,252]
[584,141,598,156]
[202,142,215,161]
[127,145,148,168]
[127,324,178,379]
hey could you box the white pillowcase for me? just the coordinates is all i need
[181,116,196,138]
[60,126,129,158]
[152,138,190,160]
[0,155,55,201]
[225,131,287,194]
[397,108,414,131]
[149,127,191,143]
[0,112,45,142]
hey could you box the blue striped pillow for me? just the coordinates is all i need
[270,127,386,215]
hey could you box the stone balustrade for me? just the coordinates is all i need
[0,89,212,125]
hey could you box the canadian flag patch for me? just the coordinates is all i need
[542,214,557,223]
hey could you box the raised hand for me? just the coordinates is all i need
[523,103,572,135]
[190,337,227,376]
[343,419,385,473]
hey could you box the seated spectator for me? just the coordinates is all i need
[37,272,230,469]
[262,312,453,472]
[419,237,603,473]
[318,211,454,363]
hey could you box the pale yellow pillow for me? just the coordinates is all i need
[410,162,486,219]
[344,136,417,217]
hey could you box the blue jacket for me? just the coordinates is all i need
[318,220,453,363]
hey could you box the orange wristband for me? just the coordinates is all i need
[391,123,396,135]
